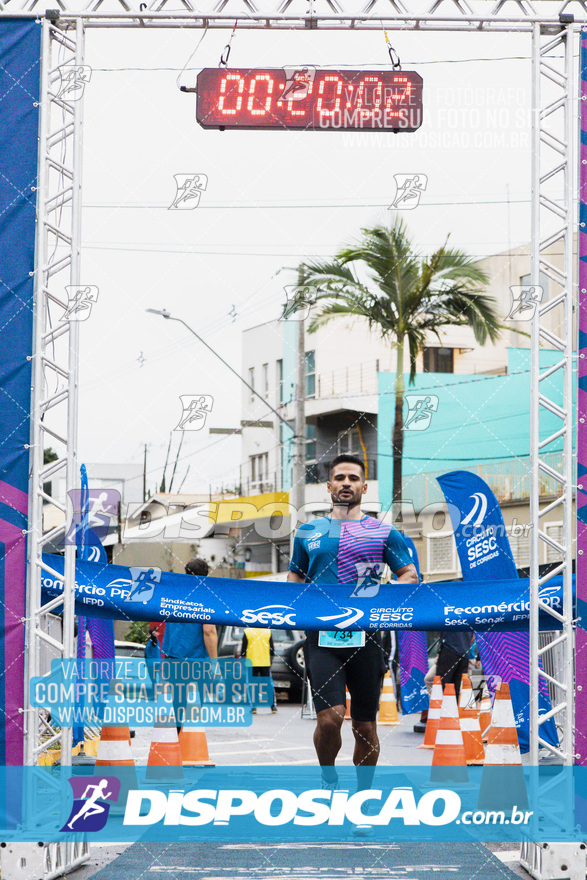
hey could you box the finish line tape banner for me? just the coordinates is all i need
[41,554,568,632]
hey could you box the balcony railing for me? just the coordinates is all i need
[315,361,381,398]
[403,451,571,511]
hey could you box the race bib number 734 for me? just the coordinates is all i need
[318,630,366,648]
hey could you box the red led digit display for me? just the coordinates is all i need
[196,68,423,131]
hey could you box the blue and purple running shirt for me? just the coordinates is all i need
[289,515,412,590]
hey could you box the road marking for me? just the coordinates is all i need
[493,850,522,863]
[209,738,275,747]
[220,843,401,849]
[209,746,314,756]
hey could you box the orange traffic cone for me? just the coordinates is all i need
[378,671,400,725]
[459,675,485,765]
[478,683,492,741]
[146,721,184,781]
[478,682,528,811]
[344,687,351,720]
[179,727,215,767]
[420,676,443,749]
[431,683,468,784]
[94,703,137,813]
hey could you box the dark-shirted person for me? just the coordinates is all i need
[436,631,475,701]
[162,557,217,730]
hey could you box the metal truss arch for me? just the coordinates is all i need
[0,3,579,878]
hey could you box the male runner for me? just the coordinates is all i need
[288,454,418,792]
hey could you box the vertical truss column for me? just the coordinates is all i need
[22,18,87,869]
[530,18,575,767]
[522,22,577,880]
[577,28,587,773]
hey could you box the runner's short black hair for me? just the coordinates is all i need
[329,453,365,477]
[185,557,209,576]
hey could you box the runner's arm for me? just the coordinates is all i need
[203,624,218,658]
[393,563,418,584]
[287,571,305,583]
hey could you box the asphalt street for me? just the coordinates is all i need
[72,702,529,880]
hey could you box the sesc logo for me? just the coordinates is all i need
[317,607,364,628]
[241,605,296,627]
[462,492,488,528]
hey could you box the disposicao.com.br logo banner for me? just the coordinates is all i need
[4,767,586,844]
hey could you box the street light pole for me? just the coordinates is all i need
[146,308,292,429]
[288,267,307,549]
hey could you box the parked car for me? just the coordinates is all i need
[217,625,306,702]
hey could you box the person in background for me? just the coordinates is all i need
[241,627,278,714]
[435,630,475,702]
[161,557,217,730]
[145,627,161,694]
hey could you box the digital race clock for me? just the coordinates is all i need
[195,67,423,132]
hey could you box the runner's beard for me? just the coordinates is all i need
[331,488,362,511]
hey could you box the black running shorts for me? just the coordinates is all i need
[304,630,387,722]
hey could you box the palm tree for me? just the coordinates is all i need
[287,217,501,508]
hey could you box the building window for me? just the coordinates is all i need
[305,350,316,398]
[262,363,269,399]
[306,424,316,462]
[427,533,457,574]
[507,529,530,568]
[337,427,360,455]
[276,359,283,405]
[520,272,549,302]
[250,453,271,492]
[423,347,454,373]
[248,367,255,403]
[545,522,563,564]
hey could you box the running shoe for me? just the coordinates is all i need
[351,799,380,837]
[320,774,340,791]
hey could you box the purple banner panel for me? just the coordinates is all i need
[398,630,429,714]
[437,471,557,753]
[0,19,41,766]
[576,28,587,767]
[397,535,428,714]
